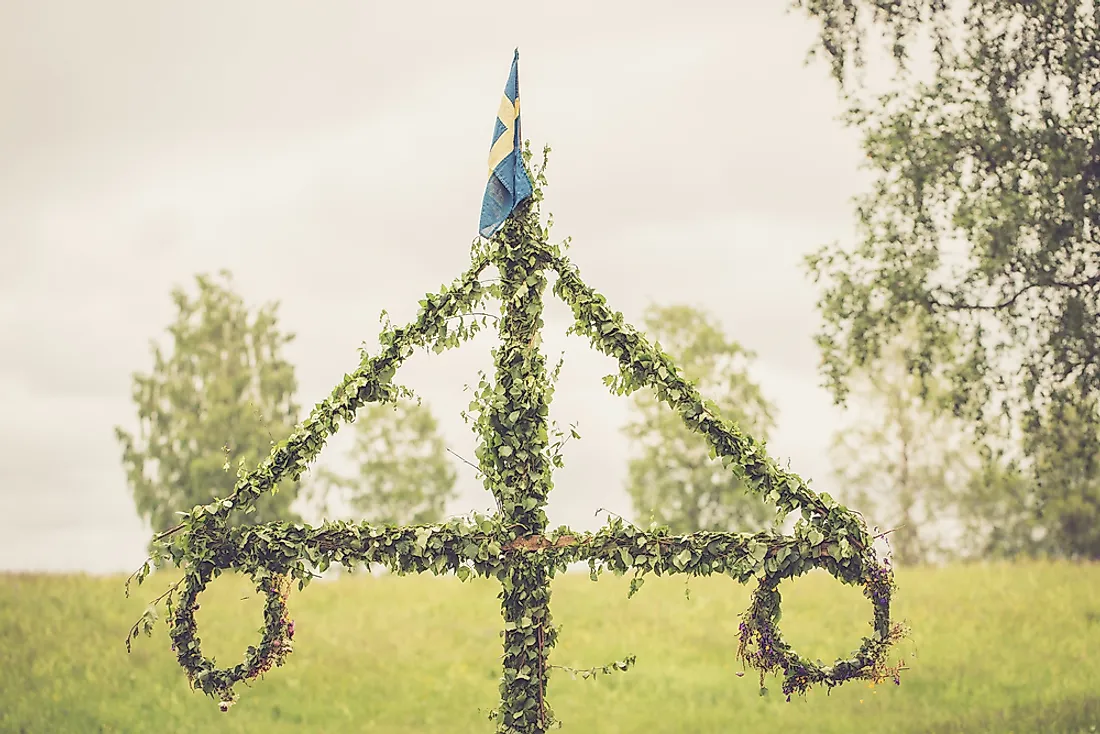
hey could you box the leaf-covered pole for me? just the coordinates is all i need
[487,201,557,732]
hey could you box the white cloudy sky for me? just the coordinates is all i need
[0,1,891,573]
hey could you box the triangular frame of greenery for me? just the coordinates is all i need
[127,147,905,733]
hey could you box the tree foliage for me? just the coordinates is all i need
[800,0,1099,440]
[115,271,301,534]
[312,400,457,525]
[1025,396,1100,558]
[799,1,1100,558]
[962,394,1100,559]
[623,304,776,533]
[829,327,975,565]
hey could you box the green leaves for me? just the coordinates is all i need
[620,304,776,535]
[674,548,693,569]
[115,270,304,537]
[128,161,901,730]
[800,1,1100,561]
[552,654,637,681]
[123,605,159,654]
[311,399,458,527]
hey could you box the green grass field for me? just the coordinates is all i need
[2,562,1099,733]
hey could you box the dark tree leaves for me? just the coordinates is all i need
[800,1,1100,557]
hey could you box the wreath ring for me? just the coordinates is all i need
[738,548,899,698]
[169,562,295,709]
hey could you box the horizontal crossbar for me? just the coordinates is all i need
[194,517,866,585]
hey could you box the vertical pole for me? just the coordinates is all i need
[488,202,556,733]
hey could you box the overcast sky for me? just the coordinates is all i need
[0,1,885,573]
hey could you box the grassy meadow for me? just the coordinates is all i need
[2,561,1099,733]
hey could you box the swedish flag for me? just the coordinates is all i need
[479,49,533,238]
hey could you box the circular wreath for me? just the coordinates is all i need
[737,549,902,699]
[169,564,295,709]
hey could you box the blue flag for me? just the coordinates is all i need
[479,49,533,238]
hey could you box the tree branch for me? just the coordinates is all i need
[448,312,500,324]
[929,271,1100,312]
[446,447,482,474]
[873,525,906,540]
[154,522,186,541]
